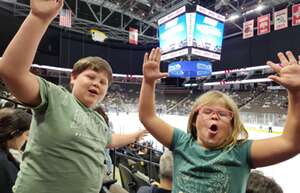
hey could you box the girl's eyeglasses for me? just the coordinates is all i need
[197,106,233,121]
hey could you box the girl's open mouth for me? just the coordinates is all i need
[208,124,218,135]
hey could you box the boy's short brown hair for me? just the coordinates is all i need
[72,56,113,85]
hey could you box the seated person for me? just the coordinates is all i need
[137,149,173,193]
[0,108,32,193]
[246,170,283,193]
[95,106,145,193]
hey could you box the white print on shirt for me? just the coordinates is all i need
[70,109,107,142]
[174,148,231,193]
[176,164,229,193]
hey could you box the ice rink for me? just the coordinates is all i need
[248,129,299,193]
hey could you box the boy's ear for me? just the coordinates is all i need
[70,73,77,85]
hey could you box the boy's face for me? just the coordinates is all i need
[195,102,233,149]
[70,69,109,108]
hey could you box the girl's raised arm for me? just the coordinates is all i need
[138,48,174,148]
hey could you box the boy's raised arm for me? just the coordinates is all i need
[107,130,148,149]
[0,0,63,106]
[251,51,300,168]
[138,48,174,148]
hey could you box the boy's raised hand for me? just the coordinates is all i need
[143,48,168,83]
[267,51,300,94]
[135,129,149,141]
[30,0,64,22]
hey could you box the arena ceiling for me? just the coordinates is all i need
[0,0,299,44]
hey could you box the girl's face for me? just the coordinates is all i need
[195,103,233,149]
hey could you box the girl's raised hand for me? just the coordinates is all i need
[143,48,168,83]
[267,51,300,94]
[30,0,64,22]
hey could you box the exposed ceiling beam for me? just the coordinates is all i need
[83,0,157,28]
[0,0,158,44]
[149,0,192,23]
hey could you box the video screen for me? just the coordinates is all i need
[159,14,188,54]
[192,13,224,53]
[168,60,212,78]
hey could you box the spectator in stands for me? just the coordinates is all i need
[138,143,149,156]
[246,170,283,193]
[137,149,173,193]
[0,108,32,193]
[0,1,146,193]
[139,48,300,193]
[94,106,147,193]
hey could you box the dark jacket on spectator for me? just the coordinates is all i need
[0,149,19,193]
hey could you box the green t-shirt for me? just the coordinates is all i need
[13,78,112,193]
[170,128,252,193]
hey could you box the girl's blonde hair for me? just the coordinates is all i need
[187,90,248,149]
